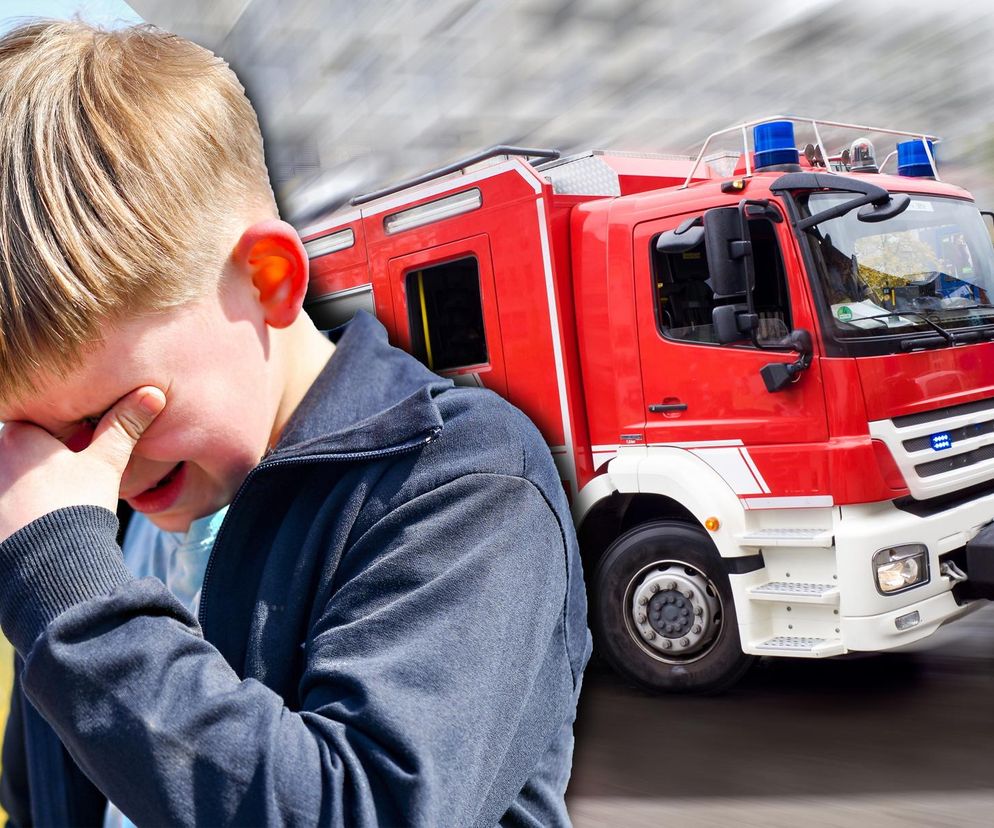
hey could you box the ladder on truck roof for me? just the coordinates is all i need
[350,145,560,206]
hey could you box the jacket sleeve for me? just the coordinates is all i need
[0,658,31,828]
[0,474,574,827]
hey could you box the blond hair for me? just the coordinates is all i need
[0,20,277,401]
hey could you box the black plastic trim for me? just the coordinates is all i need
[893,477,994,517]
[770,171,891,208]
[893,395,994,428]
[722,553,765,575]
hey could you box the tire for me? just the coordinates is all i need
[592,520,753,694]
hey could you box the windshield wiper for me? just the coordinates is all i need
[854,310,994,350]
[855,310,956,344]
[876,311,956,345]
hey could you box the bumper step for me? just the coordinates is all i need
[753,636,845,657]
[748,580,839,605]
[736,528,833,548]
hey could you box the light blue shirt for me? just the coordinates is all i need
[103,506,229,828]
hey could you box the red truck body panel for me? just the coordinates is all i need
[301,151,991,511]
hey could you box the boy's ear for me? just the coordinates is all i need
[233,220,309,329]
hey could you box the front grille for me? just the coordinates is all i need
[903,419,994,452]
[873,394,994,499]
[893,396,994,428]
[917,443,994,477]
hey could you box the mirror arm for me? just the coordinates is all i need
[735,199,762,345]
[760,329,814,392]
[796,192,877,231]
[675,215,704,235]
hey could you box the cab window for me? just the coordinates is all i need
[405,257,488,371]
[652,218,792,345]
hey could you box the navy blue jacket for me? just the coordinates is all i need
[0,311,590,826]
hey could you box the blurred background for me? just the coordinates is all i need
[124,0,994,225]
[1,1,994,825]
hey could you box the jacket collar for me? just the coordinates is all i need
[268,311,452,461]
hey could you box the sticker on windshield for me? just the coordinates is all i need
[836,306,853,321]
[907,200,934,212]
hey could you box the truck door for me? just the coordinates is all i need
[633,207,828,448]
[386,234,508,397]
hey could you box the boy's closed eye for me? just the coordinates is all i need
[63,415,104,452]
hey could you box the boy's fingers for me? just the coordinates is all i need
[89,387,166,467]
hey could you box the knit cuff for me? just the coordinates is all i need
[0,505,133,655]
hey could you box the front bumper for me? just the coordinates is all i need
[835,490,994,621]
[842,585,984,651]
[733,489,994,657]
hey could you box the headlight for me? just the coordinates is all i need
[873,544,929,594]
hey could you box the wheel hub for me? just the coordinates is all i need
[647,590,694,637]
[630,564,721,658]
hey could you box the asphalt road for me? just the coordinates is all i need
[566,604,994,828]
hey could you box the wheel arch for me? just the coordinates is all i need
[575,447,755,574]
[577,491,699,576]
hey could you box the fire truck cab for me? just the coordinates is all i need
[300,117,994,693]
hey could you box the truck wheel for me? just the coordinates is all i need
[592,520,753,694]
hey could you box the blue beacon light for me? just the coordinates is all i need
[897,139,936,178]
[753,120,799,170]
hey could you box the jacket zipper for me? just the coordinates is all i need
[196,426,442,628]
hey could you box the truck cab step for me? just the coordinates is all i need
[748,580,840,604]
[753,636,845,657]
[736,528,833,548]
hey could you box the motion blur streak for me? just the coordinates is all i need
[128,0,994,223]
[568,605,994,828]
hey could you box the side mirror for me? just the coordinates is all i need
[656,224,705,254]
[760,362,796,393]
[704,206,749,298]
[760,329,813,392]
[857,193,910,223]
[712,304,758,344]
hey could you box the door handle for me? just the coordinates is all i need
[648,402,688,413]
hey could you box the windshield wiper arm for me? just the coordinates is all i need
[858,310,956,344]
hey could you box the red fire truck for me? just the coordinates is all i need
[298,116,994,693]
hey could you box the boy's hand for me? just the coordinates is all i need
[0,387,166,542]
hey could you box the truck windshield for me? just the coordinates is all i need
[797,192,994,344]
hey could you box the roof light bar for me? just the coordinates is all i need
[680,116,941,188]
[384,188,482,234]
[753,120,799,170]
[897,139,937,178]
[303,228,355,259]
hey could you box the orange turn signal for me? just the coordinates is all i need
[704,516,720,532]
